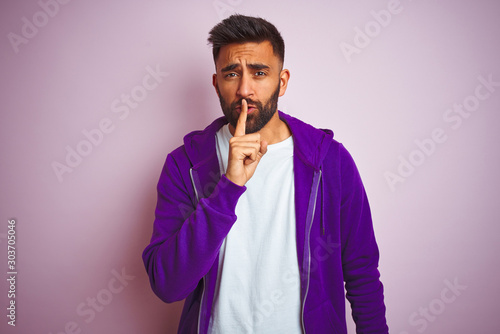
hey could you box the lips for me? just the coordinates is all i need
[236,105,257,114]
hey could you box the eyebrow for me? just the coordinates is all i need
[220,63,270,72]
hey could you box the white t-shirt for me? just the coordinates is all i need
[208,124,302,333]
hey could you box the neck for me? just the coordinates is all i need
[257,110,292,144]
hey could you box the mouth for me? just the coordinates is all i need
[236,105,257,114]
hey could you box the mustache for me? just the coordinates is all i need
[230,98,262,110]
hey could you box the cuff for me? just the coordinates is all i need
[203,174,246,214]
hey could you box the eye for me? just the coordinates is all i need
[225,73,238,78]
[255,71,266,76]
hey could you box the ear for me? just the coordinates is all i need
[212,73,219,97]
[278,69,290,97]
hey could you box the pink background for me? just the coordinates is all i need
[1,0,499,333]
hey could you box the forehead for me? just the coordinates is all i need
[216,41,279,70]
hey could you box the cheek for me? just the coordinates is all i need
[261,78,280,92]
[218,83,237,98]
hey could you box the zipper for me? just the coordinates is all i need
[197,277,206,334]
[189,168,200,205]
[190,167,205,334]
[301,169,322,333]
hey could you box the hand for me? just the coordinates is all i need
[225,99,268,186]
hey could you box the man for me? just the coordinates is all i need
[143,14,388,334]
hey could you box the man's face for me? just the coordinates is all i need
[212,41,288,134]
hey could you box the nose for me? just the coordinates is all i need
[236,72,254,99]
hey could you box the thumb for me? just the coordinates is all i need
[258,140,268,158]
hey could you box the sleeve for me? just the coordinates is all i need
[338,144,389,333]
[142,152,246,303]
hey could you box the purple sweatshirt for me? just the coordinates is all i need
[143,111,388,333]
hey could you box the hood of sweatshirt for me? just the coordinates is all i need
[182,111,334,170]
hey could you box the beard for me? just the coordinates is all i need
[217,81,280,134]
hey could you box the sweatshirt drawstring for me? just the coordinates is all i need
[320,167,325,236]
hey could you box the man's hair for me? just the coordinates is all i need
[207,14,285,67]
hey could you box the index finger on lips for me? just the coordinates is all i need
[234,99,247,137]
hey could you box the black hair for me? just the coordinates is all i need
[207,14,285,67]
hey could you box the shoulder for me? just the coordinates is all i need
[162,116,227,170]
